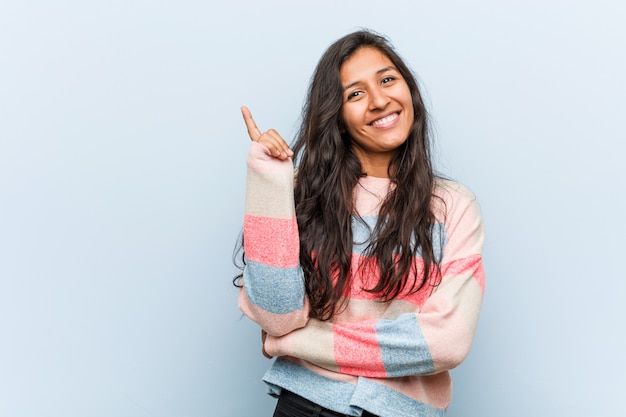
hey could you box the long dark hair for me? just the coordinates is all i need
[235,29,443,321]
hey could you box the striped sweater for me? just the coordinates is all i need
[239,142,485,417]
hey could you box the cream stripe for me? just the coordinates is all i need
[245,170,295,218]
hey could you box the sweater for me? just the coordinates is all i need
[239,142,485,417]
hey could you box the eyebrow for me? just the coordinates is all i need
[342,66,398,91]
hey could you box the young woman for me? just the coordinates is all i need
[235,29,485,417]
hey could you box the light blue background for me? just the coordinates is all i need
[1,1,624,416]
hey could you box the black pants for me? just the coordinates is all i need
[273,390,379,417]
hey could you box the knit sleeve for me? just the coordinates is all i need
[263,183,485,377]
[238,142,309,337]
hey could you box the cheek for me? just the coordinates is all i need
[403,99,415,125]
[403,90,413,109]
[341,107,360,134]
[407,108,415,125]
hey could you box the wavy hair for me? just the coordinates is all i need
[234,29,443,321]
[293,29,443,320]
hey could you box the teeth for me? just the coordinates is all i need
[371,113,398,127]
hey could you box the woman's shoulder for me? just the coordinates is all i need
[431,177,482,225]
[433,177,477,204]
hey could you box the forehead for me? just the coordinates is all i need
[340,47,395,84]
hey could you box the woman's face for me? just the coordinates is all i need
[339,47,414,177]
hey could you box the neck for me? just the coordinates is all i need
[359,156,393,178]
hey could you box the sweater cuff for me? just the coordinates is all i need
[247,141,293,172]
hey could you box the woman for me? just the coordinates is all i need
[235,29,485,417]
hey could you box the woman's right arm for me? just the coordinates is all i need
[238,107,310,337]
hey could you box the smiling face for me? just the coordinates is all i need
[340,47,414,177]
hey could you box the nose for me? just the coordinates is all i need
[368,86,390,111]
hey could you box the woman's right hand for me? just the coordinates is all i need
[241,106,294,161]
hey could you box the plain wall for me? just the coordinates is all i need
[1,1,624,416]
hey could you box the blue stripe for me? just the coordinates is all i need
[264,358,444,417]
[431,222,447,263]
[351,378,444,417]
[352,215,377,255]
[351,216,447,262]
[264,359,362,416]
[243,260,305,314]
[375,313,435,377]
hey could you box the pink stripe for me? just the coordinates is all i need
[347,256,378,299]
[244,215,299,268]
[348,255,433,307]
[442,255,485,294]
[333,321,386,377]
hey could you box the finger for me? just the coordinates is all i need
[240,106,262,142]
[259,129,294,160]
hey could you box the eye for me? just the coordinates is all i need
[381,76,396,84]
[346,90,363,101]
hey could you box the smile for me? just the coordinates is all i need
[369,112,400,128]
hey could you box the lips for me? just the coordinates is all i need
[369,112,400,128]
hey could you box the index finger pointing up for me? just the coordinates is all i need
[240,106,262,142]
